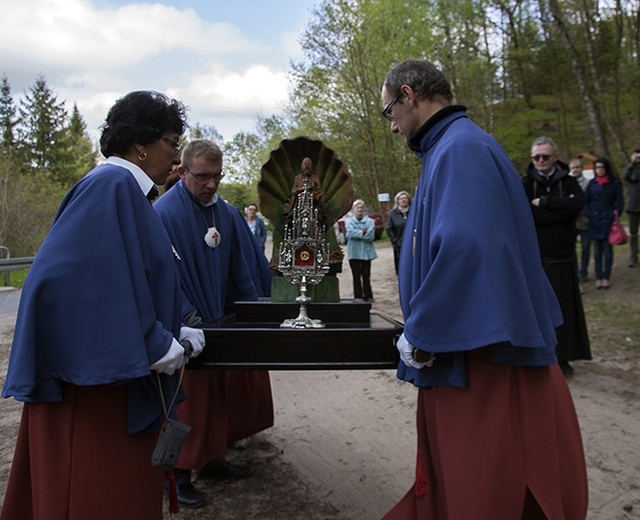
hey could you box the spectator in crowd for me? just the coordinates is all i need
[622,147,640,267]
[584,156,625,288]
[0,91,206,520]
[346,199,377,301]
[386,190,412,274]
[570,158,591,282]
[245,202,268,252]
[154,139,274,508]
[380,59,587,520]
[522,136,591,378]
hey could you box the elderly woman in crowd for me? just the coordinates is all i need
[346,199,377,301]
[386,190,412,274]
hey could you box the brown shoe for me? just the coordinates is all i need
[602,279,610,289]
[595,280,603,290]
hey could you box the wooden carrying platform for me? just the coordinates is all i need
[189,299,402,370]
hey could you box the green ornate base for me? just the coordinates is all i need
[270,275,340,302]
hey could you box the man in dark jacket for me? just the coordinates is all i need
[622,147,640,267]
[522,136,591,378]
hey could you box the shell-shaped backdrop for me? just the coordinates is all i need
[258,136,354,269]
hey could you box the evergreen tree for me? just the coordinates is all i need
[18,74,68,175]
[0,76,19,153]
[61,103,98,185]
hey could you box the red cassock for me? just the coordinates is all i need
[382,348,589,520]
[175,371,274,469]
[1,384,165,520]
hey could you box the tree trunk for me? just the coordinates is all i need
[545,0,608,156]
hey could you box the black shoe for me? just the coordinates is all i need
[197,458,252,480]
[176,481,206,508]
[166,469,206,509]
[559,361,574,379]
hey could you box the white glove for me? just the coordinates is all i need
[150,338,185,375]
[179,326,205,358]
[397,333,428,370]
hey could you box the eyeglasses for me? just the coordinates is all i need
[160,136,182,155]
[184,166,225,183]
[531,154,554,162]
[381,93,402,121]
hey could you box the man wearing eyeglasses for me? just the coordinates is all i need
[380,60,587,520]
[153,139,274,508]
[522,136,591,381]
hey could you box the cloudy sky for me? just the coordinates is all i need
[0,0,319,142]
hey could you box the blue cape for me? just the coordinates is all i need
[2,164,183,434]
[398,110,562,388]
[154,180,272,323]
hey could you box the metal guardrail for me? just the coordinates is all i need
[0,257,35,271]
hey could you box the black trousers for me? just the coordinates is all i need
[349,259,373,300]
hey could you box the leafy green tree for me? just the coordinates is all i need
[290,0,436,211]
[189,123,224,144]
[224,130,264,184]
[224,115,291,185]
[0,152,67,255]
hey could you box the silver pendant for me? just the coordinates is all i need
[204,226,221,248]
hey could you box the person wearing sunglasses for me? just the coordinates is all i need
[522,136,591,380]
[381,59,587,520]
[622,147,640,267]
[154,139,274,508]
[1,91,206,519]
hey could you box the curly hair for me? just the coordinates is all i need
[99,91,188,158]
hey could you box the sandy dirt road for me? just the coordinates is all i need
[0,240,639,519]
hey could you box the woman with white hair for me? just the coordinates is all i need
[386,191,412,274]
[346,199,377,301]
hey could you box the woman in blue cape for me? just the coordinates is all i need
[0,91,205,520]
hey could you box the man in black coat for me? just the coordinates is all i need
[522,136,591,378]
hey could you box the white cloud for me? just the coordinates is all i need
[178,64,290,114]
[0,0,309,142]
[0,0,260,70]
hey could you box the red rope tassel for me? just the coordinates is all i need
[415,450,429,497]
[244,370,252,395]
[165,470,180,514]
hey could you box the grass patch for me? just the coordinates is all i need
[1,269,29,289]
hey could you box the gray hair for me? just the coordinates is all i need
[531,136,558,154]
[352,199,365,210]
[394,190,412,208]
[384,59,453,103]
[181,138,223,169]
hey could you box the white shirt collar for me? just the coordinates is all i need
[106,156,155,196]
[201,193,219,207]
